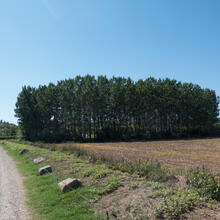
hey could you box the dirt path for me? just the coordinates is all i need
[0,146,28,220]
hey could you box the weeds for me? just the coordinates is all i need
[111,160,172,182]
[155,168,220,218]
[186,168,220,201]
[82,165,112,180]
[148,188,174,199]
[82,167,96,177]
[3,140,220,219]
[93,168,112,180]
[10,140,173,182]
[111,160,134,173]
[128,182,139,190]
[125,201,142,217]
[156,189,204,219]
[57,144,172,182]
[145,181,165,190]
[90,176,122,195]
[100,176,122,195]
[146,181,174,199]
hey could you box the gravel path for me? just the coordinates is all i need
[0,146,28,220]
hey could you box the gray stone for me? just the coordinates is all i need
[58,178,81,192]
[33,157,45,164]
[39,165,52,175]
[19,149,28,155]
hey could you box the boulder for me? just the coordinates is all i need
[20,149,28,155]
[39,165,52,175]
[33,157,45,164]
[58,178,81,192]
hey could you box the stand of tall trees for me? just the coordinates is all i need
[15,75,219,142]
[0,120,18,138]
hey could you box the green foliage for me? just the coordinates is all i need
[16,127,24,140]
[112,160,172,182]
[146,181,174,198]
[89,176,122,196]
[0,120,18,138]
[82,167,95,177]
[93,168,112,180]
[82,165,112,180]
[156,168,220,219]
[14,75,219,142]
[128,182,139,190]
[99,176,122,195]
[148,188,174,199]
[6,140,220,219]
[59,145,87,158]
[186,168,220,201]
[156,189,203,219]
[111,160,135,173]
[135,160,170,182]
[145,181,165,189]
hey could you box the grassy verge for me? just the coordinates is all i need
[1,142,103,220]
[1,140,220,219]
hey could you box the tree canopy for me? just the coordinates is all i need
[15,75,219,142]
[0,120,18,138]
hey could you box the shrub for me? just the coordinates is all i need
[156,189,202,219]
[134,160,171,182]
[186,168,220,201]
[111,160,134,173]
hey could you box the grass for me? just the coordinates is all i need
[1,142,103,220]
[1,140,220,219]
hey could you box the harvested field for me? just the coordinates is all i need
[55,138,220,174]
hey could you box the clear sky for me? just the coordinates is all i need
[1,0,220,124]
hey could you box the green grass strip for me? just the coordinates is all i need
[2,143,103,220]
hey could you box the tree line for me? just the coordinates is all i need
[15,75,219,142]
[0,120,18,138]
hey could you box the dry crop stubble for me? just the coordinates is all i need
[55,138,220,174]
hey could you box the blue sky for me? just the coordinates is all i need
[1,0,220,124]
